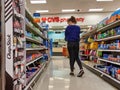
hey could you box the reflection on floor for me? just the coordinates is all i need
[33,56,117,90]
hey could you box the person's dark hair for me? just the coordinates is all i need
[67,16,77,24]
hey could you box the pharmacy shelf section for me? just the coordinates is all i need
[26,56,43,66]
[98,58,120,66]
[26,23,46,39]
[25,10,42,32]
[82,61,120,89]
[95,35,120,41]
[81,29,96,39]
[25,10,49,41]
[98,49,120,52]
[26,48,46,51]
[81,20,120,39]
[97,20,120,33]
[25,62,46,90]
[26,37,42,44]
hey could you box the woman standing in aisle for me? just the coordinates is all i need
[65,16,84,77]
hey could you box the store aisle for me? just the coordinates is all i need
[33,56,117,90]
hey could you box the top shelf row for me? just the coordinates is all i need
[25,10,43,32]
[81,20,120,39]
[25,10,49,41]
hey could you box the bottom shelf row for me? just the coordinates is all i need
[25,60,48,90]
[82,61,120,89]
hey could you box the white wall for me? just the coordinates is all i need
[40,12,111,27]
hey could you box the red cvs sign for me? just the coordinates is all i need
[41,17,84,23]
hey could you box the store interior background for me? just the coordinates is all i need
[26,0,120,56]
[0,0,120,90]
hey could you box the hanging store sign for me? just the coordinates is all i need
[33,13,40,17]
[41,17,85,23]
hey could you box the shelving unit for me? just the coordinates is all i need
[98,49,120,52]
[26,56,43,66]
[26,48,46,51]
[25,9,50,90]
[81,29,96,39]
[26,37,42,44]
[4,0,26,90]
[81,20,120,39]
[95,35,120,41]
[26,23,43,38]
[25,10,42,32]
[25,62,46,90]
[80,10,120,89]
[82,61,120,89]
[96,20,120,33]
[2,0,50,89]
[98,58,120,66]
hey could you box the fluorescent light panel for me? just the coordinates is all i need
[36,10,49,13]
[89,8,103,12]
[96,0,113,1]
[62,9,75,12]
[116,8,120,10]
[30,0,46,4]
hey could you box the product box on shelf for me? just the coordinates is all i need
[90,42,98,50]
[97,17,108,29]
[96,65,120,81]
[106,9,120,24]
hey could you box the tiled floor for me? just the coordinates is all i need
[33,56,117,90]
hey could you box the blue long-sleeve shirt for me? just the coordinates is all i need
[65,25,80,42]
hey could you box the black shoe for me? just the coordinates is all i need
[69,72,74,76]
[77,70,84,77]
[73,67,75,70]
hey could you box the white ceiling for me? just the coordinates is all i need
[26,0,120,15]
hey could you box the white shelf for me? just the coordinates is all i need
[80,54,88,56]
[95,35,120,41]
[26,23,42,36]
[81,29,96,38]
[26,56,43,66]
[82,61,120,84]
[25,10,43,32]
[97,20,120,33]
[24,62,46,90]
[14,9,24,19]
[81,20,120,39]
[98,49,120,52]
[26,37,42,44]
[26,48,46,51]
[98,58,120,66]
[26,23,48,40]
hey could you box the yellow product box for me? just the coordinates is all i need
[84,44,90,49]
[90,42,98,50]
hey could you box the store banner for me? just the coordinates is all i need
[41,16,85,23]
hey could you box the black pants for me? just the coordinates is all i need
[67,42,83,72]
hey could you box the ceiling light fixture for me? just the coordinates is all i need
[116,8,120,10]
[89,8,103,12]
[30,0,47,4]
[96,0,113,1]
[36,10,49,13]
[62,9,75,12]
